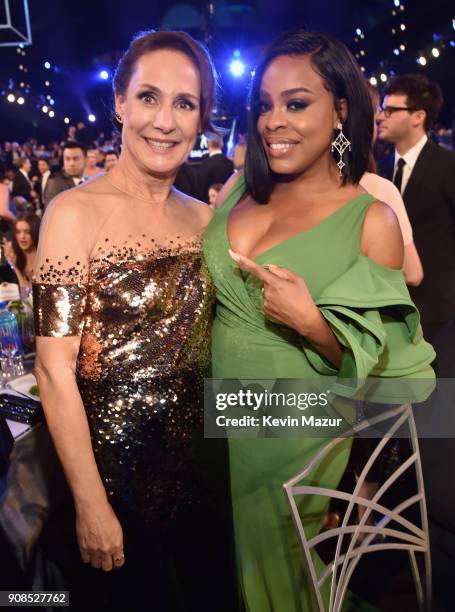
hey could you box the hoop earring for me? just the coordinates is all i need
[331,121,351,176]
[115,112,123,123]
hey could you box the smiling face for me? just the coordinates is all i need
[37,159,49,175]
[15,220,33,252]
[115,49,201,178]
[256,54,341,178]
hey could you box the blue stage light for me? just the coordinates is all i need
[99,70,109,80]
[88,114,96,122]
[44,61,51,69]
[230,59,246,77]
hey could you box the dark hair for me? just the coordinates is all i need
[113,29,218,134]
[105,149,118,158]
[364,80,379,173]
[244,30,373,203]
[63,141,87,156]
[208,183,224,192]
[12,213,41,276]
[384,74,443,132]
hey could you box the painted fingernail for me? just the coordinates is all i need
[228,248,241,263]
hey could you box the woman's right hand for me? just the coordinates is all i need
[75,501,125,572]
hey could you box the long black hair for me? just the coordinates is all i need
[245,30,373,203]
[12,213,40,276]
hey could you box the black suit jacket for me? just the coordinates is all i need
[34,171,53,209]
[11,171,32,201]
[378,140,455,326]
[174,163,199,199]
[197,153,234,202]
[43,172,76,209]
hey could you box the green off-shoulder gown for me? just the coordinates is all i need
[202,176,435,611]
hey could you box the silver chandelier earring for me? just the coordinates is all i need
[331,121,351,176]
[115,112,123,123]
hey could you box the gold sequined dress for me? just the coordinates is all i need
[32,193,216,528]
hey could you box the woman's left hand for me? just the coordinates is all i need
[3,239,16,267]
[229,249,321,337]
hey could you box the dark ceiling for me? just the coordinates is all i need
[1,0,454,141]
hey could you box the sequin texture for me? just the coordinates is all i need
[33,236,215,526]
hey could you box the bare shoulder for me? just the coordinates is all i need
[364,200,400,228]
[44,184,91,225]
[360,200,404,269]
[215,172,244,208]
[173,189,214,226]
[78,174,106,193]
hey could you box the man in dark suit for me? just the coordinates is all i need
[43,142,86,209]
[377,74,455,609]
[11,157,36,210]
[196,134,233,203]
[34,156,52,213]
[377,74,455,372]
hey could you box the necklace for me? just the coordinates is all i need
[104,176,173,205]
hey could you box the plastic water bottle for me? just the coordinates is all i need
[0,301,24,379]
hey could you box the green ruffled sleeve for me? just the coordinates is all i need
[301,254,435,402]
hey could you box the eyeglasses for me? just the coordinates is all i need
[378,105,419,118]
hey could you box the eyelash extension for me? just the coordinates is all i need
[256,99,309,114]
[287,99,308,110]
[256,101,271,113]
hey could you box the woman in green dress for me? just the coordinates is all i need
[203,30,435,611]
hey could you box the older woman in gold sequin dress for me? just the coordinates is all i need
[32,31,238,611]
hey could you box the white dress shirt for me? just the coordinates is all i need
[41,169,51,196]
[393,134,428,194]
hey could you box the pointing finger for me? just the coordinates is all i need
[266,265,298,282]
[228,249,277,284]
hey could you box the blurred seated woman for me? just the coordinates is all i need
[4,212,40,293]
[84,148,102,179]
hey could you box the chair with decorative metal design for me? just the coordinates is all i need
[283,403,431,612]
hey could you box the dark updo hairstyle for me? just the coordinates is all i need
[12,212,41,276]
[113,29,218,134]
[245,30,373,203]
